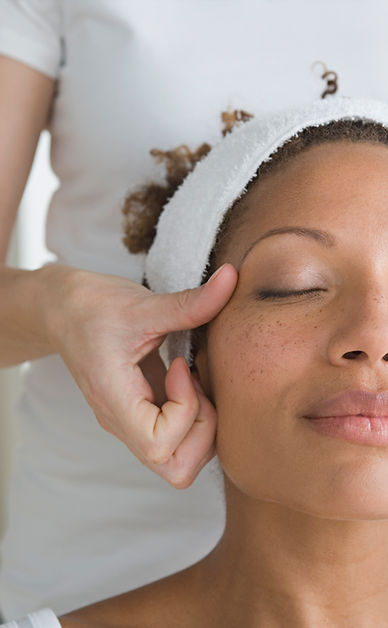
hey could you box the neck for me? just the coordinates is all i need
[194,479,388,627]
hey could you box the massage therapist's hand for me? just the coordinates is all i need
[42,262,238,487]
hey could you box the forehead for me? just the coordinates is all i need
[220,140,388,267]
[249,140,388,209]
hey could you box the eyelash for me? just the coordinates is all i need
[256,288,326,300]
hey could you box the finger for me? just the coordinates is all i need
[136,356,201,463]
[111,356,200,464]
[151,262,238,335]
[90,355,217,485]
[145,372,217,488]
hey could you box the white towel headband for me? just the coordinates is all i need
[145,96,388,369]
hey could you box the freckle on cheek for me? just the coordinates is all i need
[246,367,257,383]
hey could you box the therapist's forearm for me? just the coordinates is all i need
[0,263,76,367]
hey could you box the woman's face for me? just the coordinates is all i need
[195,140,388,520]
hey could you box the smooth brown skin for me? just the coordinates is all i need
[0,54,239,488]
[60,140,388,627]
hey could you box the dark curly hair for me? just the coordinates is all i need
[121,110,254,255]
[122,110,388,266]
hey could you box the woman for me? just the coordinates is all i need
[4,1,382,618]
[36,96,388,626]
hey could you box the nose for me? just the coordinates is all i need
[327,287,388,367]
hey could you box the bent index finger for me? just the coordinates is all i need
[124,357,200,465]
[145,373,217,489]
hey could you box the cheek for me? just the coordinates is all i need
[208,307,316,400]
[206,306,320,492]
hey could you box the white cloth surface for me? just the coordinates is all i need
[1,0,388,620]
[0,608,60,628]
[146,95,388,368]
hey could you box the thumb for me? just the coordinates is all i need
[156,263,238,333]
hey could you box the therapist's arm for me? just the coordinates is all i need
[0,55,238,488]
[0,54,60,365]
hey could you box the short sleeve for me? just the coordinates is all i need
[0,0,63,79]
[0,607,61,627]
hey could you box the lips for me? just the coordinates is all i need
[304,389,388,420]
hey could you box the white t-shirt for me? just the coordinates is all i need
[0,608,60,628]
[1,0,388,620]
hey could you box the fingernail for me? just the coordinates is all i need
[206,263,226,284]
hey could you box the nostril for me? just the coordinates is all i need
[343,351,363,360]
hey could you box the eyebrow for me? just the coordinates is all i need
[237,226,337,271]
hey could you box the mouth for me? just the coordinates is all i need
[302,414,388,446]
[302,389,388,446]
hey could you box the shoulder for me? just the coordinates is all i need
[59,564,201,628]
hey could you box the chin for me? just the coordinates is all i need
[225,468,388,523]
[288,471,388,521]
[294,500,388,522]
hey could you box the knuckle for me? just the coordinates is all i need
[189,395,200,418]
[168,470,194,490]
[176,288,191,311]
[144,441,171,466]
[176,389,200,421]
[175,289,197,327]
[166,459,196,489]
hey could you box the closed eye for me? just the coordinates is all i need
[255,288,327,300]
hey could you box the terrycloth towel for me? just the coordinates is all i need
[0,609,61,628]
[145,95,388,368]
